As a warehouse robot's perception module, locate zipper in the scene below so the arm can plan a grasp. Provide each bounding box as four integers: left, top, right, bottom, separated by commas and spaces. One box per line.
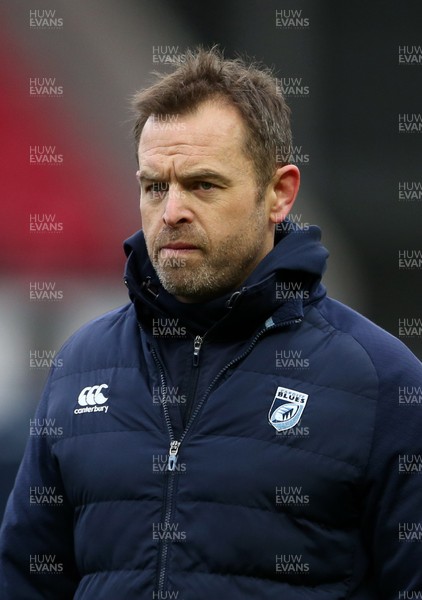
152, 334, 204, 592
192, 335, 203, 367
152, 352, 175, 594
152, 315, 302, 595
168, 440, 180, 471
182, 335, 203, 427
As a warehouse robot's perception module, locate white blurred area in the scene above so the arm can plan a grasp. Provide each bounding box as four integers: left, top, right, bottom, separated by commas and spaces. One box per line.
0, 279, 128, 457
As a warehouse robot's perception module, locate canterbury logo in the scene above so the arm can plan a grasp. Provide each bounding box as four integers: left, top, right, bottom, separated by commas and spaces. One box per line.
74, 384, 109, 415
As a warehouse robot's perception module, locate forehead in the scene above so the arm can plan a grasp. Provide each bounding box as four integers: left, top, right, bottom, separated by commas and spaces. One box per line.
137, 101, 251, 173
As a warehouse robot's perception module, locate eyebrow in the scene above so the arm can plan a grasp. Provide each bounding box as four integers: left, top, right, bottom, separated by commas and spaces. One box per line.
137, 169, 161, 181
137, 168, 231, 186
181, 169, 230, 184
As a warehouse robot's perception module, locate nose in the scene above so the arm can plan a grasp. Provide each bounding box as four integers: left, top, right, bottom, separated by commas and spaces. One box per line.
162, 184, 193, 227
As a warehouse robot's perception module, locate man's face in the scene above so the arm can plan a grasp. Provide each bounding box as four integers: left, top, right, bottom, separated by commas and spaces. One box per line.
137, 101, 277, 303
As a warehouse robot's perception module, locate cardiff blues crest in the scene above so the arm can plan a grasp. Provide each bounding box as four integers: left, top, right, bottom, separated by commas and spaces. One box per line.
269, 386, 308, 432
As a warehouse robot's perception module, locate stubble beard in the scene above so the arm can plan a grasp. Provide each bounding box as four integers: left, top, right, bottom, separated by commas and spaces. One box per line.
148, 203, 270, 303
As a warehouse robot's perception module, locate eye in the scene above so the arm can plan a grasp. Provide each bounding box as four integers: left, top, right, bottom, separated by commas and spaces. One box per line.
194, 181, 215, 191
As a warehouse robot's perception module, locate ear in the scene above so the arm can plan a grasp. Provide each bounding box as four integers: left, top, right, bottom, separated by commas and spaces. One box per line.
268, 165, 300, 224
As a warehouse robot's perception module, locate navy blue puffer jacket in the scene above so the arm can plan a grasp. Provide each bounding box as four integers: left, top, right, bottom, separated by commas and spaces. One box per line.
1, 223, 422, 599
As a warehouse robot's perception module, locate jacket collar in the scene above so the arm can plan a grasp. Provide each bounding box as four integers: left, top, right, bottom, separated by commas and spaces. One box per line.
123, 220, 328, 339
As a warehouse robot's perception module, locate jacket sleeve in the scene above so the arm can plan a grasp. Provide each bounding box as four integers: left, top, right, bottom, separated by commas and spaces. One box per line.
0, 372, 79, 599
361, 342, 422, 597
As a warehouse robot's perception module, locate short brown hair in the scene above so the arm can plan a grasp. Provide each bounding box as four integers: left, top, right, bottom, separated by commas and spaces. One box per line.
132, 47, 293, 188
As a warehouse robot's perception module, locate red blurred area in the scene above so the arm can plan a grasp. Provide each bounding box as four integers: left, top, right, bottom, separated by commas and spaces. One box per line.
0, 20, 132, 276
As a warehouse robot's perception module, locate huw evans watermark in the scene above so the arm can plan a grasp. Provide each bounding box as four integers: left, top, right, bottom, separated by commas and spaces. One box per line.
29, 555, 63, 574
276, 77, 310, 97
29, 77, 63, 97
29, 282, 63, 301
398, 182, 422, 201
276, 554, 310, 574
29, 214, 63, 233
398, 386, 422, 405
398, 45, 422, 65
152, 45, 186, 64
275, 9, 310, 29
29, 9, 63, 29
398, 114, 422, 133
29, 146, 63, 165
29, 486, 64, 506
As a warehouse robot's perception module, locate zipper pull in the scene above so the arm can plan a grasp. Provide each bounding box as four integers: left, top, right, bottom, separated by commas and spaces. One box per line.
192, 335, 203, 367
168, 440, 181, 471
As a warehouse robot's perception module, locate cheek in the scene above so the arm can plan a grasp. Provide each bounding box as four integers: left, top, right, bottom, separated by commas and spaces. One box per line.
139, 205, 152, 236
140, 207, 165, 252
140, 203, 157, 229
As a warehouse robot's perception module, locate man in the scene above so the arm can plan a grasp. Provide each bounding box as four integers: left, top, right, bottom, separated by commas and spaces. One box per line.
1, 48, 421, 599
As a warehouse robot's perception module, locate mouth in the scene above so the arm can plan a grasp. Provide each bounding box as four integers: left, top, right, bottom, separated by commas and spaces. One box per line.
159, 242, 200, 255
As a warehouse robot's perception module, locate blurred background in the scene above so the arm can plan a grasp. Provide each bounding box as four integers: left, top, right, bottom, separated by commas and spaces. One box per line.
1, 0, 421, 517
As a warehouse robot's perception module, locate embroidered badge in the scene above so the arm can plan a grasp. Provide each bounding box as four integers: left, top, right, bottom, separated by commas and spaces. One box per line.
268, 386, 308, 432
